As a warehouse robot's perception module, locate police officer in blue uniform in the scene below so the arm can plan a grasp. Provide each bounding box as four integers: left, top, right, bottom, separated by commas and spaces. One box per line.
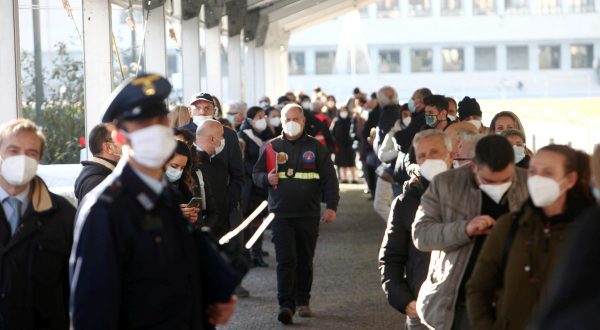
253, 104, 340, 324
69, 74, 237, 329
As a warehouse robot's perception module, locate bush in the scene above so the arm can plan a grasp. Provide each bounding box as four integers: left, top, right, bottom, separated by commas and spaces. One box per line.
21, 42, 85, 164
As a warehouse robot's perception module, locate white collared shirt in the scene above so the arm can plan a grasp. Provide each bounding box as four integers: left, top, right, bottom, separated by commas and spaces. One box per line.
130, 167, 167, 196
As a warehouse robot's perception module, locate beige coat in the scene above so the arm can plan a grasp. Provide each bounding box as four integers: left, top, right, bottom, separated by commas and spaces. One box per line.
411, 165, 529, 330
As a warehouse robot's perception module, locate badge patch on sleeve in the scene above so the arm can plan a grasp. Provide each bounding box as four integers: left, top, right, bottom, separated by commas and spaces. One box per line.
302, 151, 316, 163
277, 152, 288, 165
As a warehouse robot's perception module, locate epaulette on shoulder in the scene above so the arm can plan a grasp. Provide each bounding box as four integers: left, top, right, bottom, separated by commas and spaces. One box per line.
98, 179, 125, 204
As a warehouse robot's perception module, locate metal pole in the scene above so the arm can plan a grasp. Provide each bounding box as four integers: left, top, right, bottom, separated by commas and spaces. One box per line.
32, 0, 44, 126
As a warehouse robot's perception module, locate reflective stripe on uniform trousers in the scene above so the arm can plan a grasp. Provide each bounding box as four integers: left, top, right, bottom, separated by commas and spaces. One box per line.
277, 172, 320, 180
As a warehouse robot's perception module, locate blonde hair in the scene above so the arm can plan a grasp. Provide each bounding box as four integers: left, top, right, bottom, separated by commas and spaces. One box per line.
169, 105, 191, 128
0, 119, 46, 156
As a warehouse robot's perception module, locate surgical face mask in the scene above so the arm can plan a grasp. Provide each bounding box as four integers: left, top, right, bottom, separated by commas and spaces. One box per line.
302, 102, 311, 110
448, 115, 457, 121
165, 166, 183, 183
513, 145, 526, 164
528, 175, 563, 207
259, 101, 269, 109
253, 118, 267, 132
420, 159, 448, 181
340, 112, 349, 119
227, 114, 238, 126
124, 125, 176, 168
402, 116, 412, 127
283, 121, 302, 137
479, 178, 512, 204
1, 155, 38, 186
408, 99, 416, 113
425, 114, 438, 128
468, 119, 482, 130
269, 117, 281, 127
214, 137, 226, 156
193, 115, 213, 126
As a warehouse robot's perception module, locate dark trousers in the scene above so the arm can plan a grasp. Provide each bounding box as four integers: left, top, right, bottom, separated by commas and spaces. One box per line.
271, 216, 320, 310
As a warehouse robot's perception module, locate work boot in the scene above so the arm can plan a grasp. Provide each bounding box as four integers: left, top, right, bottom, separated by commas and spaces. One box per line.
277, 307, 294, 324
297, 305, 313, 318
234, 285, 250, 298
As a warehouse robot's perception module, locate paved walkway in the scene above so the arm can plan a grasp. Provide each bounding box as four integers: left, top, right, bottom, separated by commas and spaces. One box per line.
220, 184, 407, 329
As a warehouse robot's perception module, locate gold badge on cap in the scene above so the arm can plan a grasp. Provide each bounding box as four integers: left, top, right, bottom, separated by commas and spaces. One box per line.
132, 74, 161, 96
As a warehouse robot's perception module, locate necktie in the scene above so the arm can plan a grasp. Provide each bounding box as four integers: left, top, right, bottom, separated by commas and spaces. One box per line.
5, 197, 21, 235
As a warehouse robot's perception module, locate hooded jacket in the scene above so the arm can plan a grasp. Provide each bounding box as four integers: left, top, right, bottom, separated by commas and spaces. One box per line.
0, 177, 75, 329
74, 156, 117, 203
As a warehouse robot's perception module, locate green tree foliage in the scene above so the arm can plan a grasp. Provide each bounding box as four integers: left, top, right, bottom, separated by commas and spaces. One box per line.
21, 42, 85, 164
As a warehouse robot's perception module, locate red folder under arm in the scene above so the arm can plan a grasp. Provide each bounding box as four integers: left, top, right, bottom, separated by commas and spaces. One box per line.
265, 143, 277, 173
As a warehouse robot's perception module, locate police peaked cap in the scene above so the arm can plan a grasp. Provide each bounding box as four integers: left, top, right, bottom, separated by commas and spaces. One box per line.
101, 73, 172, 123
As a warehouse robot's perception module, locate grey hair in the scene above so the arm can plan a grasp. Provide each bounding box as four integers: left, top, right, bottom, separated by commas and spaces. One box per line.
281, 103, 305, 118
377, 86, 399, 107
501, 129, 526, 143
228, 101, 247, 115
412, 129, 452, 153
460, 133, 486, 159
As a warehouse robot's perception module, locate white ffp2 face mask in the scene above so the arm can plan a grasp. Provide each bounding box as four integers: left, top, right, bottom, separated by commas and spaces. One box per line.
479, 179, 512, 204
420, 159, 448, 182
124, 125, 176, 168
253, 118, 267, 132
193, 115, 213, 126
283, 121, 302, 137
468, 119, 482, 130
1, 155, 39, 186
269, 117, 281, 127
528, 175, 562, 207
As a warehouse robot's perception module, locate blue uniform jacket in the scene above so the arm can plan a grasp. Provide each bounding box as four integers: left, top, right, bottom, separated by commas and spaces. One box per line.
69, 161, 207, 330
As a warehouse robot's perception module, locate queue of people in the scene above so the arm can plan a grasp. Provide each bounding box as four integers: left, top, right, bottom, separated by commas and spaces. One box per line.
1, 72, 599, 329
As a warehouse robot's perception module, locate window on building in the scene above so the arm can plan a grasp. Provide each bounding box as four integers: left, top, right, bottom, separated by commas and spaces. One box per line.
408, 0, 432, 16
288, 52, 305, 75
505, 0, 529, 14
411, 49, 433, 72
379, 50, 401, 73
571, 44, 594, 68
316, 51, 336, 74
539, 45, 561, 69
568, 0, 595, 13
442, 0, 463, 16
475, 47, 497, 71
534, 0, 561, 14
376, 0, 401, 18
442, 48, 464, 71
474, 0, 496, 15
507, 46, 529, 70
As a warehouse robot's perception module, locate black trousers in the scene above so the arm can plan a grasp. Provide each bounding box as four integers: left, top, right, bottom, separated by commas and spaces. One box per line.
271, 216, 320, 310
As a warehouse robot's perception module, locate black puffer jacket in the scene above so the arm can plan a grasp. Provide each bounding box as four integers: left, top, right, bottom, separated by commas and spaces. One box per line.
0, 177, 75, 329
379, 177, 430, 314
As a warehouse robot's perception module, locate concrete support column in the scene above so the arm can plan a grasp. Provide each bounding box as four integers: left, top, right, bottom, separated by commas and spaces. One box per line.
205, 26, 223, 98
561, 42, 570, 70
228, 34, 242, 101
464, 0, 474, 16
497, 44, 507, 71
243, 40, 256, 104
254, 45, 266, 99
432, 0, 441, 17
181, 17, 201, 102
497, 0, 506, 16
0, 0, 20, 122
144, 6, 167, 76
401, 47, 410, 74
464, 45, 475, 72
82, 0, 112, 140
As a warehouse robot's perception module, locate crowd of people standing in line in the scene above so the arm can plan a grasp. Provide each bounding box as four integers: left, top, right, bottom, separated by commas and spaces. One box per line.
0, 71, 599, 329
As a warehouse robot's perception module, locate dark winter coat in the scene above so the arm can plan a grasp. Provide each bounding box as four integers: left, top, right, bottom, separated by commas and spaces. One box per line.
0, 177, 75, 330
467, 199, 593, 330
74, 157, 117, 203
379, 178, 430, 314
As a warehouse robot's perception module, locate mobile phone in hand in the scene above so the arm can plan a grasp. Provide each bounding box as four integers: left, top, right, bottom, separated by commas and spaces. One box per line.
186, 197, 202, 208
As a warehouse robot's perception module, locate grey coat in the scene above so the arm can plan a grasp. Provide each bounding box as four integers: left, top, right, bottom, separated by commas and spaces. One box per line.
411, 165, 529, 330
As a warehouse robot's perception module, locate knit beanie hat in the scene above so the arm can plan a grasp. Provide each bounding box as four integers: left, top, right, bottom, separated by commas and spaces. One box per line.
458, 96, 482, 120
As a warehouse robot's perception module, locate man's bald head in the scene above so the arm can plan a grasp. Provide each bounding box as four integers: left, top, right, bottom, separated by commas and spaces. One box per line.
195, 119, 224, 155
281, 104, 304, 119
